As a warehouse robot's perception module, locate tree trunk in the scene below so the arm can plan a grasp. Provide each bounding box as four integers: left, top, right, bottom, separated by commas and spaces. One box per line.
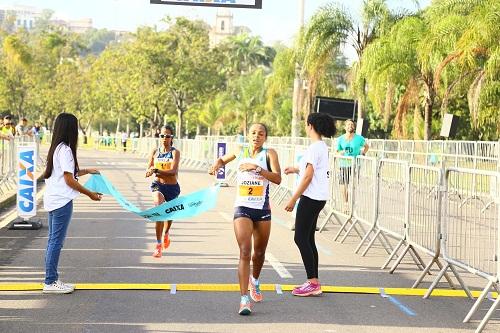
413, 105, 420, 140
423, 83, 435, 140
383, 83, 395, 131
176, 108, 183, 139
357, 79, 366, 121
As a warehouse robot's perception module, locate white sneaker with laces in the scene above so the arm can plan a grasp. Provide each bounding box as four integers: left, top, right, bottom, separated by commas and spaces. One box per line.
43, 280, 74, 294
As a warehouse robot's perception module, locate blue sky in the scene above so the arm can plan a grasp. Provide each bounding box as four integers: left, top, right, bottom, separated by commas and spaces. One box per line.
3, 1, 430, 45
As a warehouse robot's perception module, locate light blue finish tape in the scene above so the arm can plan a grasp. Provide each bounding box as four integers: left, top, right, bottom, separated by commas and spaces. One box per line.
170, 284, 177, 294
84, 174, 220, 222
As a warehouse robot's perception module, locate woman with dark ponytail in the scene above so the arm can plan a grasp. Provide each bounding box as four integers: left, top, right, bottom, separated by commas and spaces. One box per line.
284, 112, 336, 297
42, 113, 102, 294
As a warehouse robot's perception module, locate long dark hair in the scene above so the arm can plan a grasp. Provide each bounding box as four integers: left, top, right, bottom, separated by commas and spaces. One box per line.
43, 113, 79, 179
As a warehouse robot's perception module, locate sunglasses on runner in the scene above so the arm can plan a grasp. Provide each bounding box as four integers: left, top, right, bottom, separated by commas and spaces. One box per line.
160, 134, 173, 139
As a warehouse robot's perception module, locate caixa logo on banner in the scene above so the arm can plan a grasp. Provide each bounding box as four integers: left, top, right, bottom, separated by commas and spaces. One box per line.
17, 145, 37, 219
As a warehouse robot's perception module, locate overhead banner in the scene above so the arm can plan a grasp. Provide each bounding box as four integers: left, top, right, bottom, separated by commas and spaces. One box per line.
17, 144, 37, 219
150, 0, 262, 9
84, 174, 220, 222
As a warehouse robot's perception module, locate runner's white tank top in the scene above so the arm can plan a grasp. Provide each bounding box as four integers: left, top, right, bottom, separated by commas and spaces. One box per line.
234, 147, 270, 210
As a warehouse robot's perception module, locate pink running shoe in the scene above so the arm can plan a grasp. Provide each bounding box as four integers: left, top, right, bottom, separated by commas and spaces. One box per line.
152, 243, 162, 258
292, 281, 322, 297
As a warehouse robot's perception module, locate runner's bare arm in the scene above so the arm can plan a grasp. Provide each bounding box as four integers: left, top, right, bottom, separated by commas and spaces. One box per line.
145, 149, 157, 177
259, 148, 281, 185
209, 151, 237, 175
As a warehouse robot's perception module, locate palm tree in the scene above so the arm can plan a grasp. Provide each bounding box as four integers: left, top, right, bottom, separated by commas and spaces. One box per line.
298, 0, 408, 121
222, 33, 275, 76
431, 0, 500, 138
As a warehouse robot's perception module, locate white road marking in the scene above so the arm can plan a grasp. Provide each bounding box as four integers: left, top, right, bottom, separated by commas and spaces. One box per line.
266, 252, 293, 279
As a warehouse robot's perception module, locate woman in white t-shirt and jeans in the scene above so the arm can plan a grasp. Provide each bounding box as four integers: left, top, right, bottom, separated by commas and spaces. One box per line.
42, 113, 102, 294
284, 113, 336, 297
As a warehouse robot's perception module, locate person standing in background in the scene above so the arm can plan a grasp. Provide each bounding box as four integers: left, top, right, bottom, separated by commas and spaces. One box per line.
336, 119, 369, 211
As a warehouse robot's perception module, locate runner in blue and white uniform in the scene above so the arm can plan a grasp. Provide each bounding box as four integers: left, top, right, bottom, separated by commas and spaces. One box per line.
146, 125, 180, 258
209, 123, 281, 316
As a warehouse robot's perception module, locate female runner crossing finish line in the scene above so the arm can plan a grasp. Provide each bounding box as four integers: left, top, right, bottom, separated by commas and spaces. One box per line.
145, 125, 181, 258
209, 123, 282, 315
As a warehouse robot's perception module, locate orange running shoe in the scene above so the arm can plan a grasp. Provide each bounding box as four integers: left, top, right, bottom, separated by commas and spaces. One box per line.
163, 233, 170, 249
152, 243, 162, 258
249, 277, 263, 302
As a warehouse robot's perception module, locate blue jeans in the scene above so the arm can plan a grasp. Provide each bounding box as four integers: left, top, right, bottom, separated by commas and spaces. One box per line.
44, 201, 73, 285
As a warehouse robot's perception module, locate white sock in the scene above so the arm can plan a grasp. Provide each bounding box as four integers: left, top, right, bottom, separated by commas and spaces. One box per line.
251, 276, 259, 285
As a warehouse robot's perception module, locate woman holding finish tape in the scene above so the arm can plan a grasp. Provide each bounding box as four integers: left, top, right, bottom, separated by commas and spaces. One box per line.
209, 123, 281, 315
284, 113, 336, 297
42, 113, 102, 294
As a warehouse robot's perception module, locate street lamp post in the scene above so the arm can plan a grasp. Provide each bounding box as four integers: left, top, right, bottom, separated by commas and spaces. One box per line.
291, 0, 305, 138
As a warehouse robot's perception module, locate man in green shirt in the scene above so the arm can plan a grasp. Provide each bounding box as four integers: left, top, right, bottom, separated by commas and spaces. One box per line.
336, 119, 369, 212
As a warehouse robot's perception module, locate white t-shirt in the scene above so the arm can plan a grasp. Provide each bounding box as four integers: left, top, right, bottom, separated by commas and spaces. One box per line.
299, 140, 330, 201
43, 143, 79, 212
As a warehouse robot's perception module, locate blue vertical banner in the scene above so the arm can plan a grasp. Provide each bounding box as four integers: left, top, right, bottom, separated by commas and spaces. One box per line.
216, 142, 227, 182
17, 144, 37, 219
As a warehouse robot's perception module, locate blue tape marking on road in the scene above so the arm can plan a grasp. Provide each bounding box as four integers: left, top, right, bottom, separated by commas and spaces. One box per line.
380, 288, 417, 317
487, 292, 495, 302
84, 174, 220, 222
170, 284, 177, 294
275, 284, 283, 294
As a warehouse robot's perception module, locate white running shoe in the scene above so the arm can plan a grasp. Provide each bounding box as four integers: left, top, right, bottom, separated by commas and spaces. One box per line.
43, 280, 74, 294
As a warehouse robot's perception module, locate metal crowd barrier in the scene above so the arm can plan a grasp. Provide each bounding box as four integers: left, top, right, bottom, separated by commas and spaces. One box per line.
429, 168, 499, 333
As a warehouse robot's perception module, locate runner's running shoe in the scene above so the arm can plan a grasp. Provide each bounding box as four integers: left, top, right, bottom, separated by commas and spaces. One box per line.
292, 281, 322, 297
163, 233, 170, 249
153, 243, 162, 258
249, 277, 263, 302
238, 295, 252, 315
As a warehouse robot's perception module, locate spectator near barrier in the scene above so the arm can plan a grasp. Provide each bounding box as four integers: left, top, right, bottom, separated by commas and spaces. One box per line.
31, 121, 45, 142
336, 119, 369, 212
121, 131, 128, 152
15, 117, 32, 137
1, 115, 16, 137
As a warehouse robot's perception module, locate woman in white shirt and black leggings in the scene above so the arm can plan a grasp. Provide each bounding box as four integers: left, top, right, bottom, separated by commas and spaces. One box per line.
284, 113, 336, 297
42, 113, 102, 294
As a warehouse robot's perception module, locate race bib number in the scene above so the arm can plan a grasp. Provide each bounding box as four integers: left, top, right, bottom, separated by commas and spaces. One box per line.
155, 158, 172, 171
238, 179, 264, 201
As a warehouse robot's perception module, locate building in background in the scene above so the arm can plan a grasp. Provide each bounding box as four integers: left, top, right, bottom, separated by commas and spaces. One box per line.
209, 9, 250, 47
0, 4, 92, 33
0, 5, 42, 31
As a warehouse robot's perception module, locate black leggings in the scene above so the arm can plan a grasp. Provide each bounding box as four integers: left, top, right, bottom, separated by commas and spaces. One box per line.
294, 195, 326, 279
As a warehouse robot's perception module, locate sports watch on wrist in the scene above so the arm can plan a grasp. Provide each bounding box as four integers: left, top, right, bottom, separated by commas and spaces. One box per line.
255, 166, 262, 174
